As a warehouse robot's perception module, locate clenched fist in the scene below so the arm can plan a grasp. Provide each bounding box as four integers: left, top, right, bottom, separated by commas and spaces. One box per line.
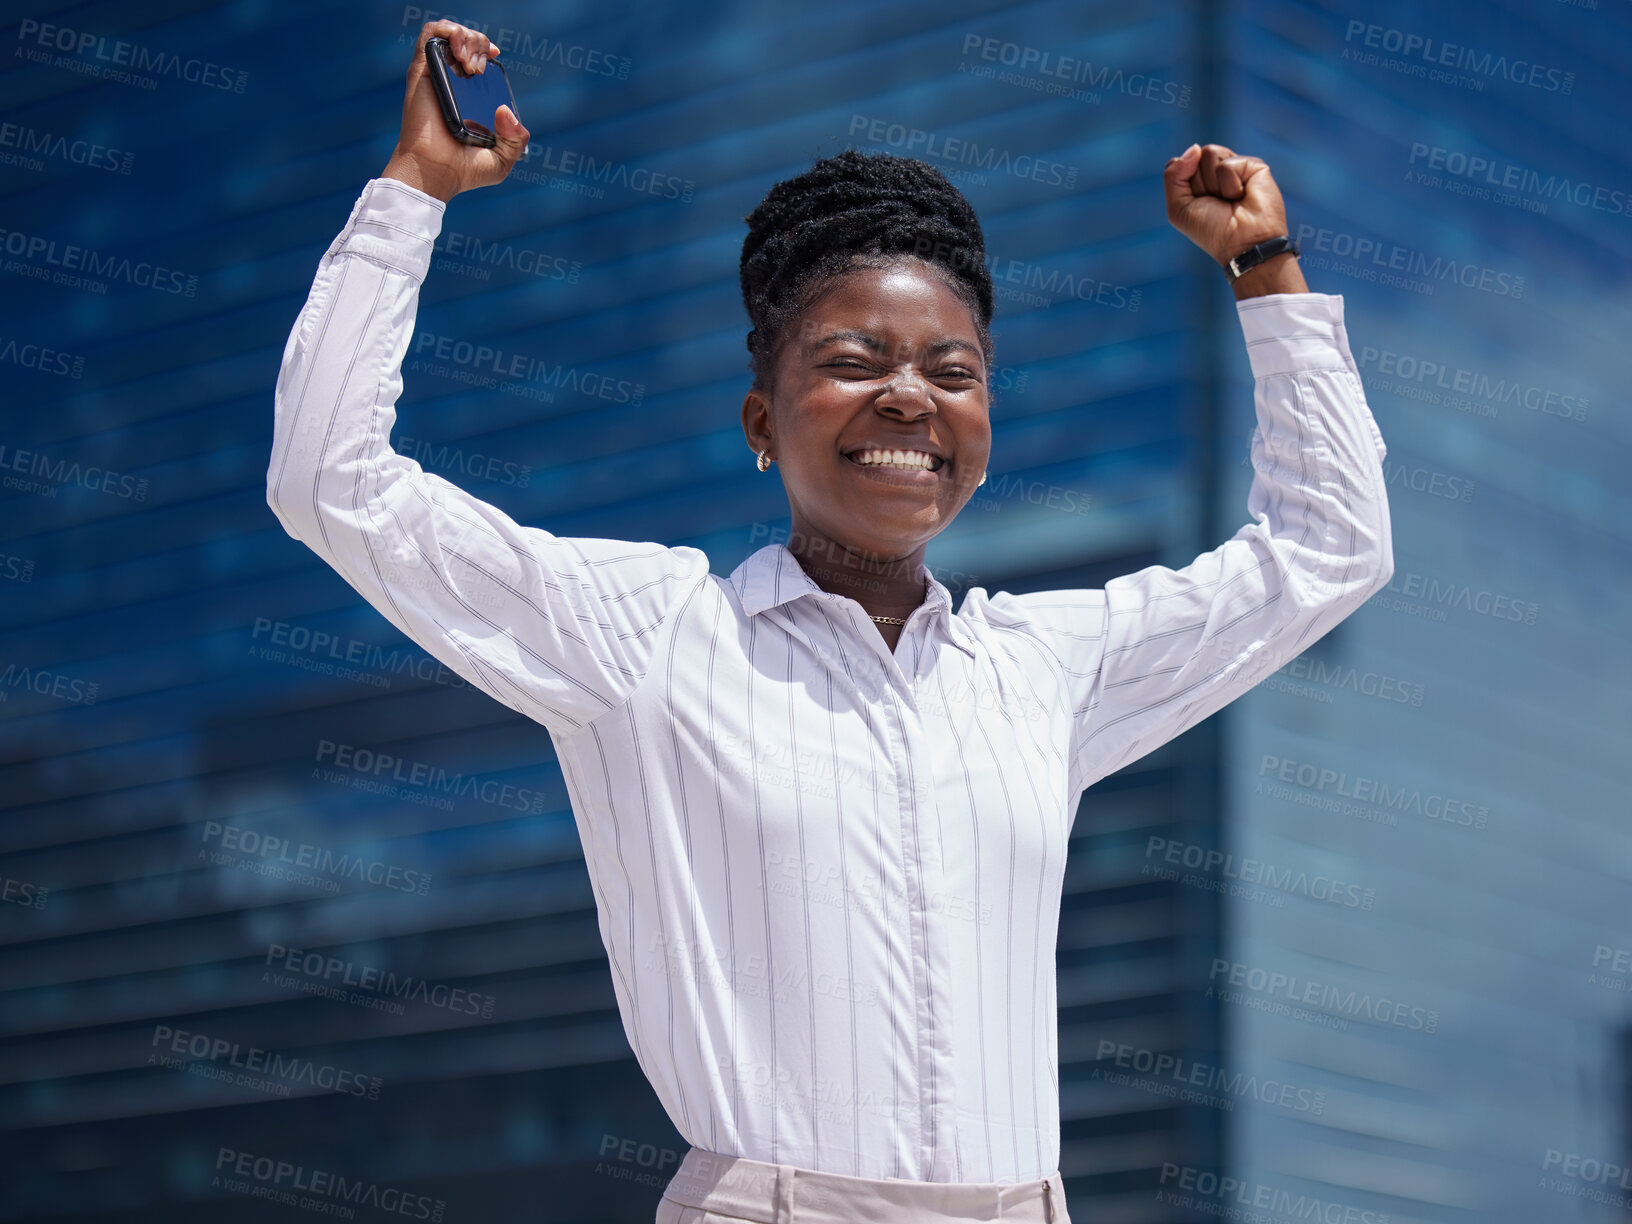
1163, 143, 1306, 296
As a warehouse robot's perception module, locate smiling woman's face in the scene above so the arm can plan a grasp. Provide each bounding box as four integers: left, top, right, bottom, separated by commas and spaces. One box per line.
741, 258, 992, 567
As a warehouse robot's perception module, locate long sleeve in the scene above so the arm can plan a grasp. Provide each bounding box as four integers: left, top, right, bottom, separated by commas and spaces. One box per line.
964, 292, 1394, 799
267, 177, 710, 734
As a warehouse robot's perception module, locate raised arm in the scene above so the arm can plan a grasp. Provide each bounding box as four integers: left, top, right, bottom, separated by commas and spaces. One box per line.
964, 145, 1393, 798
267, 21, 709, 734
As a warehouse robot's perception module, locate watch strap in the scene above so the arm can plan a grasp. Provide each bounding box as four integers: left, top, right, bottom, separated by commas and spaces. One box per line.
1226, 234, 1301, 282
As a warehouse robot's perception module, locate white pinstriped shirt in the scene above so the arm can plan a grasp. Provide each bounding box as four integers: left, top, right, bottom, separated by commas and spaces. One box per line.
268, 177, 1393, 1185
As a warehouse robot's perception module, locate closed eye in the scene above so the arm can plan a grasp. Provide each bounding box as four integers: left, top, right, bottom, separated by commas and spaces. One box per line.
827, 361, 979, 381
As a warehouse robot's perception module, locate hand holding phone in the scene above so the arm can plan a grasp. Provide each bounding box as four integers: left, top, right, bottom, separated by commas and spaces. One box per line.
381, 20, 531, 203
425, 36, 519, 148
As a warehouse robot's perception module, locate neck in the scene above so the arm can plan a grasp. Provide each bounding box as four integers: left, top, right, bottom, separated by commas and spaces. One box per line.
782, 523, 929, 620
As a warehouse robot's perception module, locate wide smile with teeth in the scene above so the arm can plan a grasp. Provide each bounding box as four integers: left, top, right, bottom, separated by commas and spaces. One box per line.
848, 448, 944, 472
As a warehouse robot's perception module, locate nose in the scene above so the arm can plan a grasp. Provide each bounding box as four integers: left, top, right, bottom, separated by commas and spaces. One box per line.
875, 371, 934, 420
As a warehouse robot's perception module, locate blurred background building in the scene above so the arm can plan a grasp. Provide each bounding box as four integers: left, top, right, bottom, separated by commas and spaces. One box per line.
1, 1, 1628, 1221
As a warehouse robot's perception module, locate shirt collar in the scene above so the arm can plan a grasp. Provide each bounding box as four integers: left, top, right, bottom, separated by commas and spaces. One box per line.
730, 543, 978, 661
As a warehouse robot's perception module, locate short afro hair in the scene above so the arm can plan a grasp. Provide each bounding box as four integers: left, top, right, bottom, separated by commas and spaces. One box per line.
739, 148, 995, 393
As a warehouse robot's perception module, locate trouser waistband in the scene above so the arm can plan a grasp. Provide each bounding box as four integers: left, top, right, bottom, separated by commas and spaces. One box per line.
661, 1146, 1066, 1223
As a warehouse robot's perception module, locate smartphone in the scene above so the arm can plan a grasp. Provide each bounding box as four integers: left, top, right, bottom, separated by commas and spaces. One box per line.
425, 36, 518, 148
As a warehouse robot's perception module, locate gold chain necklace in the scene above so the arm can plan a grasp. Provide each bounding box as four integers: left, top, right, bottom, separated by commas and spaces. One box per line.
868, 614, 908, 626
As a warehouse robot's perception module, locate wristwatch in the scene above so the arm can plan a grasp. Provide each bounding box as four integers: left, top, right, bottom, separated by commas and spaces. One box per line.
1225, 234, 1301, 283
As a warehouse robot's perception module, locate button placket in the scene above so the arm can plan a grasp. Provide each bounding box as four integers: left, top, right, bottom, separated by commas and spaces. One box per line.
889, 688, 960, 1180
810, 593, 952, 1177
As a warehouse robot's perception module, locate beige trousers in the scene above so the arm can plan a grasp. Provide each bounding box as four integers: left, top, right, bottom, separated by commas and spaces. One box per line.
655, 1146, 1072, 1224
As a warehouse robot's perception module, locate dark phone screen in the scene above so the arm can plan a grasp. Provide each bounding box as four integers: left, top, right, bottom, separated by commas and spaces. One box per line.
437, 45, 516, 140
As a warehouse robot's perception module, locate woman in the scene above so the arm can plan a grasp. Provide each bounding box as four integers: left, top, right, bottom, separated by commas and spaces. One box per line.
269, 20, 1393, 1224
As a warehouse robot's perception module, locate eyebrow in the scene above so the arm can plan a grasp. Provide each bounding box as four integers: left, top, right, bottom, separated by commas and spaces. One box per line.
810, 329, 983, 360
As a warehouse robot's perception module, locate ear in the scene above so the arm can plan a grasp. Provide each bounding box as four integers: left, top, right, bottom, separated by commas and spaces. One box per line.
741, 387, 774, 459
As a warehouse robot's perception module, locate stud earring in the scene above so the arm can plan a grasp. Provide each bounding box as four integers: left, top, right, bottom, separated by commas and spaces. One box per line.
756, 450, 772, 472
978, 471, 987, 487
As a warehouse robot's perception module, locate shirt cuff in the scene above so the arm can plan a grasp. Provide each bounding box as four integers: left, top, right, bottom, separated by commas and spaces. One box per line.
1234, 292, 1359, 381
324, 176, 448, 283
